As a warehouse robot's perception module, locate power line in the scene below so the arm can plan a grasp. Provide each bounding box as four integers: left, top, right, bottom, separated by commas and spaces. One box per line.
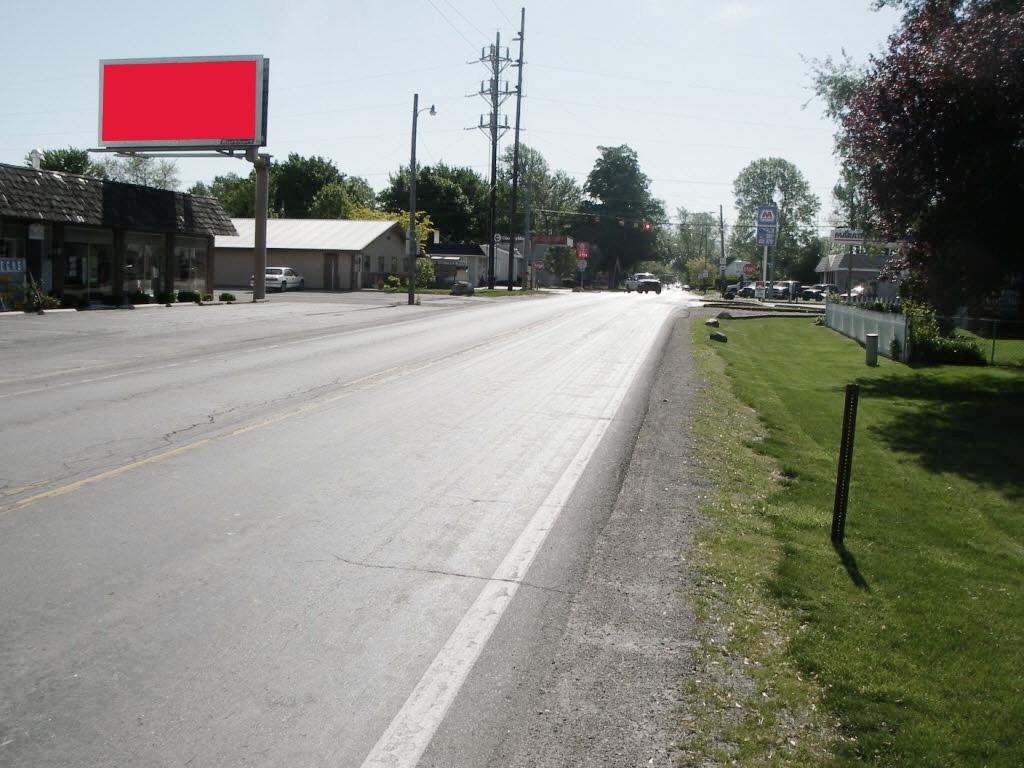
424, 0, 476, 47
440, 0, 487, 37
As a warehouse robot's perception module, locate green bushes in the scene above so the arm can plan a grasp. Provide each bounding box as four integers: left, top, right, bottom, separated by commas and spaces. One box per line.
219, 292, 236, 303
905, 301, 986, 365
176, 290, 201, 304
155, 291, 176, 304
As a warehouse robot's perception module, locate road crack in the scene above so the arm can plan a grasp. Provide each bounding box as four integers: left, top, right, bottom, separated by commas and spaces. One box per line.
327, 552, 568, 595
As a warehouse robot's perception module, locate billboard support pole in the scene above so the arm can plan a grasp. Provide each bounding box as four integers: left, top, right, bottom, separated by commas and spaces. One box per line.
249, 148, 270, 301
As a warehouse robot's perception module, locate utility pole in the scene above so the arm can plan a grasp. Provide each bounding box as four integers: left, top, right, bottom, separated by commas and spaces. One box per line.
469, 33, 511, 290
719, 204, 726, 291
505, 8, 526, 291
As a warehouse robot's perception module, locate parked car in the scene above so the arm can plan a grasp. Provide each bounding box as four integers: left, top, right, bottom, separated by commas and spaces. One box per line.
770, 280, 802, 300
801, 283, 840, 301
251, 267, 305, 292
735, 284, 757, 298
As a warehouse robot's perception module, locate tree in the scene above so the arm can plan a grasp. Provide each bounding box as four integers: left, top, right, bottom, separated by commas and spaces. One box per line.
378, 163, 488, 243
730, 157, 820, 280
271, 153, 344, 218
190, 155, 374, 220
27, 147, 102, 176
495, 144, 582, 239
840, 1, 1024, 310
676, 208, 720, 285
309, 182, 355, 219
544, 245, 577, 282
95, 156, 180, 190
576, 145, 665, 286
189, 173, 257, 217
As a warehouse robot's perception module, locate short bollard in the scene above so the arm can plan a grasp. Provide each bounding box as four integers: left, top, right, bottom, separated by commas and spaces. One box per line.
865, 333, 879, 366
832, 384, 860, 544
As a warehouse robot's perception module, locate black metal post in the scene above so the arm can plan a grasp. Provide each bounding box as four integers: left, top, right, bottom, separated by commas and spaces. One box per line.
832, 383, 860, 544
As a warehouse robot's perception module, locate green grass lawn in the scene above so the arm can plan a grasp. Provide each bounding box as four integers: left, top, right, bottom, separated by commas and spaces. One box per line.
687, 317, 1024, 766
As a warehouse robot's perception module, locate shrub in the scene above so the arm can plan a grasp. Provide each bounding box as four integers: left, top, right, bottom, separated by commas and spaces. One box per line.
219, 292, 236, 303
383, 274, 404, 291
130, 292, 151, 305
905, 301, 986, 365
156, 291, 176, 304
176, 290, 200, 303
201, 293, 214, 303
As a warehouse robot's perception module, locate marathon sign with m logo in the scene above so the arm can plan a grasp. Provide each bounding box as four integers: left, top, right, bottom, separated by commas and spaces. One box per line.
756, 204, 778, 246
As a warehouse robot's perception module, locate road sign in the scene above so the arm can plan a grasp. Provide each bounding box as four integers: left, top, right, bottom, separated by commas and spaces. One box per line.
577, 259, 588, 271
529, 260, 545, 269
832, 228, 865, 245
575, 241, 590, 259
742, 262, 755, 277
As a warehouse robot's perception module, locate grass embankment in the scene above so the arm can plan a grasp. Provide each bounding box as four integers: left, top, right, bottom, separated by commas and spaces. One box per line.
684, 317, 1024, 767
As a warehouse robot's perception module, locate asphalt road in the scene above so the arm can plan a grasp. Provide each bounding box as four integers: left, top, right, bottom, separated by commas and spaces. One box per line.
0, 288, 697, 767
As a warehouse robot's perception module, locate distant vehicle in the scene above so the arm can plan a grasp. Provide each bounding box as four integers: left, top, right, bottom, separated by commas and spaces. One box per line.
801, 283, 838, 301
770, 280, 802, 300
735, 284, 757, 298
251, 267, 305, 292
625, 272, 662, 294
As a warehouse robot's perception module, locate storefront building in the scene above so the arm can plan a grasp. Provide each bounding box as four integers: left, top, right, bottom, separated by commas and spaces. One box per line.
0, 162, 235, 309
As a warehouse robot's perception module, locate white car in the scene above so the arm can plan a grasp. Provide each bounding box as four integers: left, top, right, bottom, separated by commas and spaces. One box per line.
251, 267, 304, 292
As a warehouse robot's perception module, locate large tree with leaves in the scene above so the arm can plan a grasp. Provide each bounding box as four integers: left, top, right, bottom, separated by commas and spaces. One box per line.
495, 144, 582, 240
575, 145, 664, 286
378, 163, 488, 243
838, 0, 1024, 311
730, 157, 820, 280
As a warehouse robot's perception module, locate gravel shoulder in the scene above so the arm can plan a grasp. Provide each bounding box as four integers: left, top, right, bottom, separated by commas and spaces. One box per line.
419, 309, 710, 767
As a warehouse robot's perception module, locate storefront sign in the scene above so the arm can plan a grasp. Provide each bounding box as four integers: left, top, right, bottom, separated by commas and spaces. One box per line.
0, 258, 25, 273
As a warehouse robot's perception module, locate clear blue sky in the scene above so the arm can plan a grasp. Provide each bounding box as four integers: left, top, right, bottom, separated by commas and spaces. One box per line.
0, 0, 900, 231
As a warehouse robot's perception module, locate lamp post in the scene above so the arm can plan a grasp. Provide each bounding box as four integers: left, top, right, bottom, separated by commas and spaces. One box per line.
407, 94, 436, 306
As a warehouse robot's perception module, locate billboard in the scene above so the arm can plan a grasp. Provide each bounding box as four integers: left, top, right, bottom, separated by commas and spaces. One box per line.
98, 55, 268, 150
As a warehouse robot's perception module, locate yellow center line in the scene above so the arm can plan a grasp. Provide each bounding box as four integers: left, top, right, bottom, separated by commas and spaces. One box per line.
2, 306, 588, 516
0, 358, 439, 515
5, 441, 210, 513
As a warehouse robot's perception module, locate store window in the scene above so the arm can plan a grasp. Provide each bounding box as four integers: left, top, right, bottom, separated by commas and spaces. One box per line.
64, 227, 113, 298
174, 236, 208, 294
124, 232, 164, 297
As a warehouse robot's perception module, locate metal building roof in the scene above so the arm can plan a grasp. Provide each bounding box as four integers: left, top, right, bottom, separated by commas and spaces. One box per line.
216, 218, 405, 251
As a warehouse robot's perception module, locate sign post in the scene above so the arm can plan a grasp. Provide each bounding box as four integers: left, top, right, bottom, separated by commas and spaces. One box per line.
575, 241, 589, 289
756, 205, 778, 285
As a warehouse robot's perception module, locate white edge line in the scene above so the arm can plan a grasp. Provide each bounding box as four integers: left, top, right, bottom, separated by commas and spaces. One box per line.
358, 313, 663, 768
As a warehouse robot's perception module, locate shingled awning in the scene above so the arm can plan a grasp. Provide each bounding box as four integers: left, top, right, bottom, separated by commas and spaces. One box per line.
0, 162, 236, 237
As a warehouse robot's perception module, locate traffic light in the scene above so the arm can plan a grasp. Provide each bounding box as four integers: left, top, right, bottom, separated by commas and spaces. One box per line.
642, 221, 652, 232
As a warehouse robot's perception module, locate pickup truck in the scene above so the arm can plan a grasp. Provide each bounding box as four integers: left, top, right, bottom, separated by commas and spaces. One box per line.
625, 272, 662, 294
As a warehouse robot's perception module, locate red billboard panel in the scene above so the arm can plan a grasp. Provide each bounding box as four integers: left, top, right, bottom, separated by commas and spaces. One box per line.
98, 56, 268, 150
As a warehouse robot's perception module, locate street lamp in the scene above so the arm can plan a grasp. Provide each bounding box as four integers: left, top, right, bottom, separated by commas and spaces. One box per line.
407, 94, 436, 306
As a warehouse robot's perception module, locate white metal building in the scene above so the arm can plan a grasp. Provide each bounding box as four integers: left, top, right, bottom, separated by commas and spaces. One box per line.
214, 218, 406, 291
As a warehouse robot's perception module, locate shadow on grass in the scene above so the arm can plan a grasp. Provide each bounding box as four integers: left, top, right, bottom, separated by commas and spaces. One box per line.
833, 542, 871, 591
857, 371, 1024, 500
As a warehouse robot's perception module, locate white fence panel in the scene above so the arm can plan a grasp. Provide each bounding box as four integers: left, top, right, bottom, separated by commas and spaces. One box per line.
825, 303, 908, 361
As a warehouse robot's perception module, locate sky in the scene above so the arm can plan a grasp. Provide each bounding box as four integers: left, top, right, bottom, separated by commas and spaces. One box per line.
0, 0, 902, 232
